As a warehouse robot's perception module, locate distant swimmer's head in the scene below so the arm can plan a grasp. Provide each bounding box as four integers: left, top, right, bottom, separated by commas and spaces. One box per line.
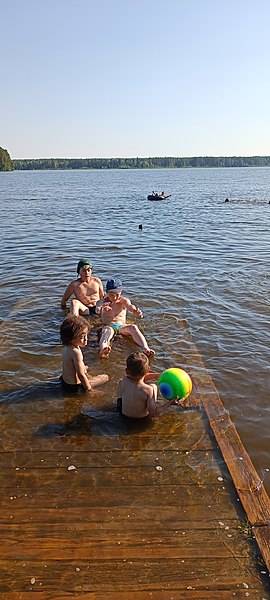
106, 278, 123, 294
77, 259, 93, 274
225, 198, 230, 203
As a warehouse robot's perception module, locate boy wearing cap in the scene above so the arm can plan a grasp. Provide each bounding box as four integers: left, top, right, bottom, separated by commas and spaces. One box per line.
96, 278, 155, 358
61, 259, 104, 316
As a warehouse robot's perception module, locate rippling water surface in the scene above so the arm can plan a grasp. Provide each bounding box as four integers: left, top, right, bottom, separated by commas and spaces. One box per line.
0, 167, 270, 489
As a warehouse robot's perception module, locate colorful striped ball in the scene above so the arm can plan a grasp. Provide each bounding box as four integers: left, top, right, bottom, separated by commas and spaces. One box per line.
158, 368, 192, 401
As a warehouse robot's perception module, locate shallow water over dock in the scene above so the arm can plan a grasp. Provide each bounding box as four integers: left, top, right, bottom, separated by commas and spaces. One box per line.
0, 166, 270, 491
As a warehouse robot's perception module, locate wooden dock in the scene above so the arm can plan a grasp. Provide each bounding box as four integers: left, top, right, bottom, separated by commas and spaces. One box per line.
0, 330, 270, 598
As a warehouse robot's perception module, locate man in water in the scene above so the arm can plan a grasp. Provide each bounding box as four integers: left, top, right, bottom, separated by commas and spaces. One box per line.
61, 259, 104, 316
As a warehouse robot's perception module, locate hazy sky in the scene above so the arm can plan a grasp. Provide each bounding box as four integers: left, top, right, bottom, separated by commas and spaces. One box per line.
1, 0, 270, 159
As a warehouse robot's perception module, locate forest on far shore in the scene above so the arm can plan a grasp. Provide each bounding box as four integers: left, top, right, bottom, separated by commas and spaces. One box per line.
12, 155, 270, 170
2, 150, 270, 171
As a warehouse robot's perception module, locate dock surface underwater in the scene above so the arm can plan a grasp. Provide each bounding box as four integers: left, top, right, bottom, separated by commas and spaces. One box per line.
0, 331, 270, 598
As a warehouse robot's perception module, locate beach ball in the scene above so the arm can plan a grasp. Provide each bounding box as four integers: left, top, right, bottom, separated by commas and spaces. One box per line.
158, 368, 192, 401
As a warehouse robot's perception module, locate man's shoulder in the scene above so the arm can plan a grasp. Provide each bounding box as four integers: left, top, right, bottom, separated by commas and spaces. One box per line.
70, 278, 81, 287
65, 278, 78, 289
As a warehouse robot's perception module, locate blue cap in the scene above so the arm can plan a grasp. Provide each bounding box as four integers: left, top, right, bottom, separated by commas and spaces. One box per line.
106, 278, 122, 293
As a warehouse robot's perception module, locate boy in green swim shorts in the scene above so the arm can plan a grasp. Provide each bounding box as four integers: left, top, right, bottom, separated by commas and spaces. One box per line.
96, 278, 155, 358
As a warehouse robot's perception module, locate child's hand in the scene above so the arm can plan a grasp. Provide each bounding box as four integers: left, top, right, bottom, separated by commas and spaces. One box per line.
102, 302, 112, 312
134, 307, 143, 318
172, 399, 185, 407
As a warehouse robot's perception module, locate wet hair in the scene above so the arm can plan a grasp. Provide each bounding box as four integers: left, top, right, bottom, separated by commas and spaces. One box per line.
126, 352, 149, 379
60, 315, 90, 346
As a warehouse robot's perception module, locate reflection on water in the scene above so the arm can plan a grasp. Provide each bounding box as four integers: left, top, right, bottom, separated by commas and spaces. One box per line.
0, 167, 270, 490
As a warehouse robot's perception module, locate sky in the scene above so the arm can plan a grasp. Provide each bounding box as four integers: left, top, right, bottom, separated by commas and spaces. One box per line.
1, 0, 270, 159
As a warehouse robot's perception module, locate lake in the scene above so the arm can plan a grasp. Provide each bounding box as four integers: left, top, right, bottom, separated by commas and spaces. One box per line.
0, 167, 270, 490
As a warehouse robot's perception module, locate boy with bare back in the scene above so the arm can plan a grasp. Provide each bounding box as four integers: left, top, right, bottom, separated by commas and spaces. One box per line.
96, 278, 155, 358
117, 352, 176, 418
61, 259, 103, 316
60, 315, 108, 392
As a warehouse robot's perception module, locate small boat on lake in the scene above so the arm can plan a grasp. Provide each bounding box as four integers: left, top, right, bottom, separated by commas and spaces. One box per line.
147, 193, 171, 201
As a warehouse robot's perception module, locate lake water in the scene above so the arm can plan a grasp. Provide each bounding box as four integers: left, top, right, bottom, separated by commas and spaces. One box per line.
0, 167, 270, 490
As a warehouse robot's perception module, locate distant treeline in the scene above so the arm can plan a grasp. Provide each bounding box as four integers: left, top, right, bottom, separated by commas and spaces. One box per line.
13, 156, 270, 171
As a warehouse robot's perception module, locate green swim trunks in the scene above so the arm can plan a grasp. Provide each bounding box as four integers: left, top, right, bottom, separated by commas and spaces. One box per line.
110, 323, 123, 333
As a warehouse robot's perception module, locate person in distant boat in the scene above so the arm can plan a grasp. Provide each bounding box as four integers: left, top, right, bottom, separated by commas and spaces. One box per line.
60, 315, 108, 393
61, 259, 104, 316
96, 278, 155, 358
161, 191, 166, 198
116, 352, 176, 418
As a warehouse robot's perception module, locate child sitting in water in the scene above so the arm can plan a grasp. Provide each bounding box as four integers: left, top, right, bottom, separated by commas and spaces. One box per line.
60, 315, 109, 392
96, 278, 155, 358
117, 352, 176, 418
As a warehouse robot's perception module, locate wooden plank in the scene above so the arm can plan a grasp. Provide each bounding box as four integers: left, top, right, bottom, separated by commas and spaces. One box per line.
0, 590, 267, 600
0, 506, 242, 525
0, 448, 217, 468
203, 394, 270, 520
0, 522, 256, 561
190, 377, 270, 571
0, 483, 241, 514
0, 558, 266, 592
253, 526, 270, 570
0, 456, 227, 490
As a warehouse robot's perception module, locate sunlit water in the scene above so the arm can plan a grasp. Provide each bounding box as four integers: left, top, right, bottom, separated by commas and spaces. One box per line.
0, 168, 270, 489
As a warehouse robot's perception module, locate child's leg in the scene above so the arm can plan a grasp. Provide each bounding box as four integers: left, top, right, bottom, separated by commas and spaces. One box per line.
70, 299, 89, 317
99, 325, 114, 357
89, 373, 109, 387
119, 324, 155, 355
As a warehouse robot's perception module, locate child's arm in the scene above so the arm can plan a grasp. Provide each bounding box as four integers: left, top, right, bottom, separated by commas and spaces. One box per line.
95, 297, 103, 314
73, 348, 92, 392
125, 298, 143, 318
95, 296, 112, 315
144, 372, 161, 382
146, 384, 176, 416
61, 282, 75, 309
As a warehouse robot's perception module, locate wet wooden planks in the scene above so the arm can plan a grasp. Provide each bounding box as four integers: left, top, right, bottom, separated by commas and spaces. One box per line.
0, 593, 268, 600
0, 324, 270, 598
0, 405, 270, 598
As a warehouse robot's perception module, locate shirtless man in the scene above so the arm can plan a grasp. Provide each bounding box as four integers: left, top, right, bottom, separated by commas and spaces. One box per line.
61, 259, 104, 316
96, 278, 155, 358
